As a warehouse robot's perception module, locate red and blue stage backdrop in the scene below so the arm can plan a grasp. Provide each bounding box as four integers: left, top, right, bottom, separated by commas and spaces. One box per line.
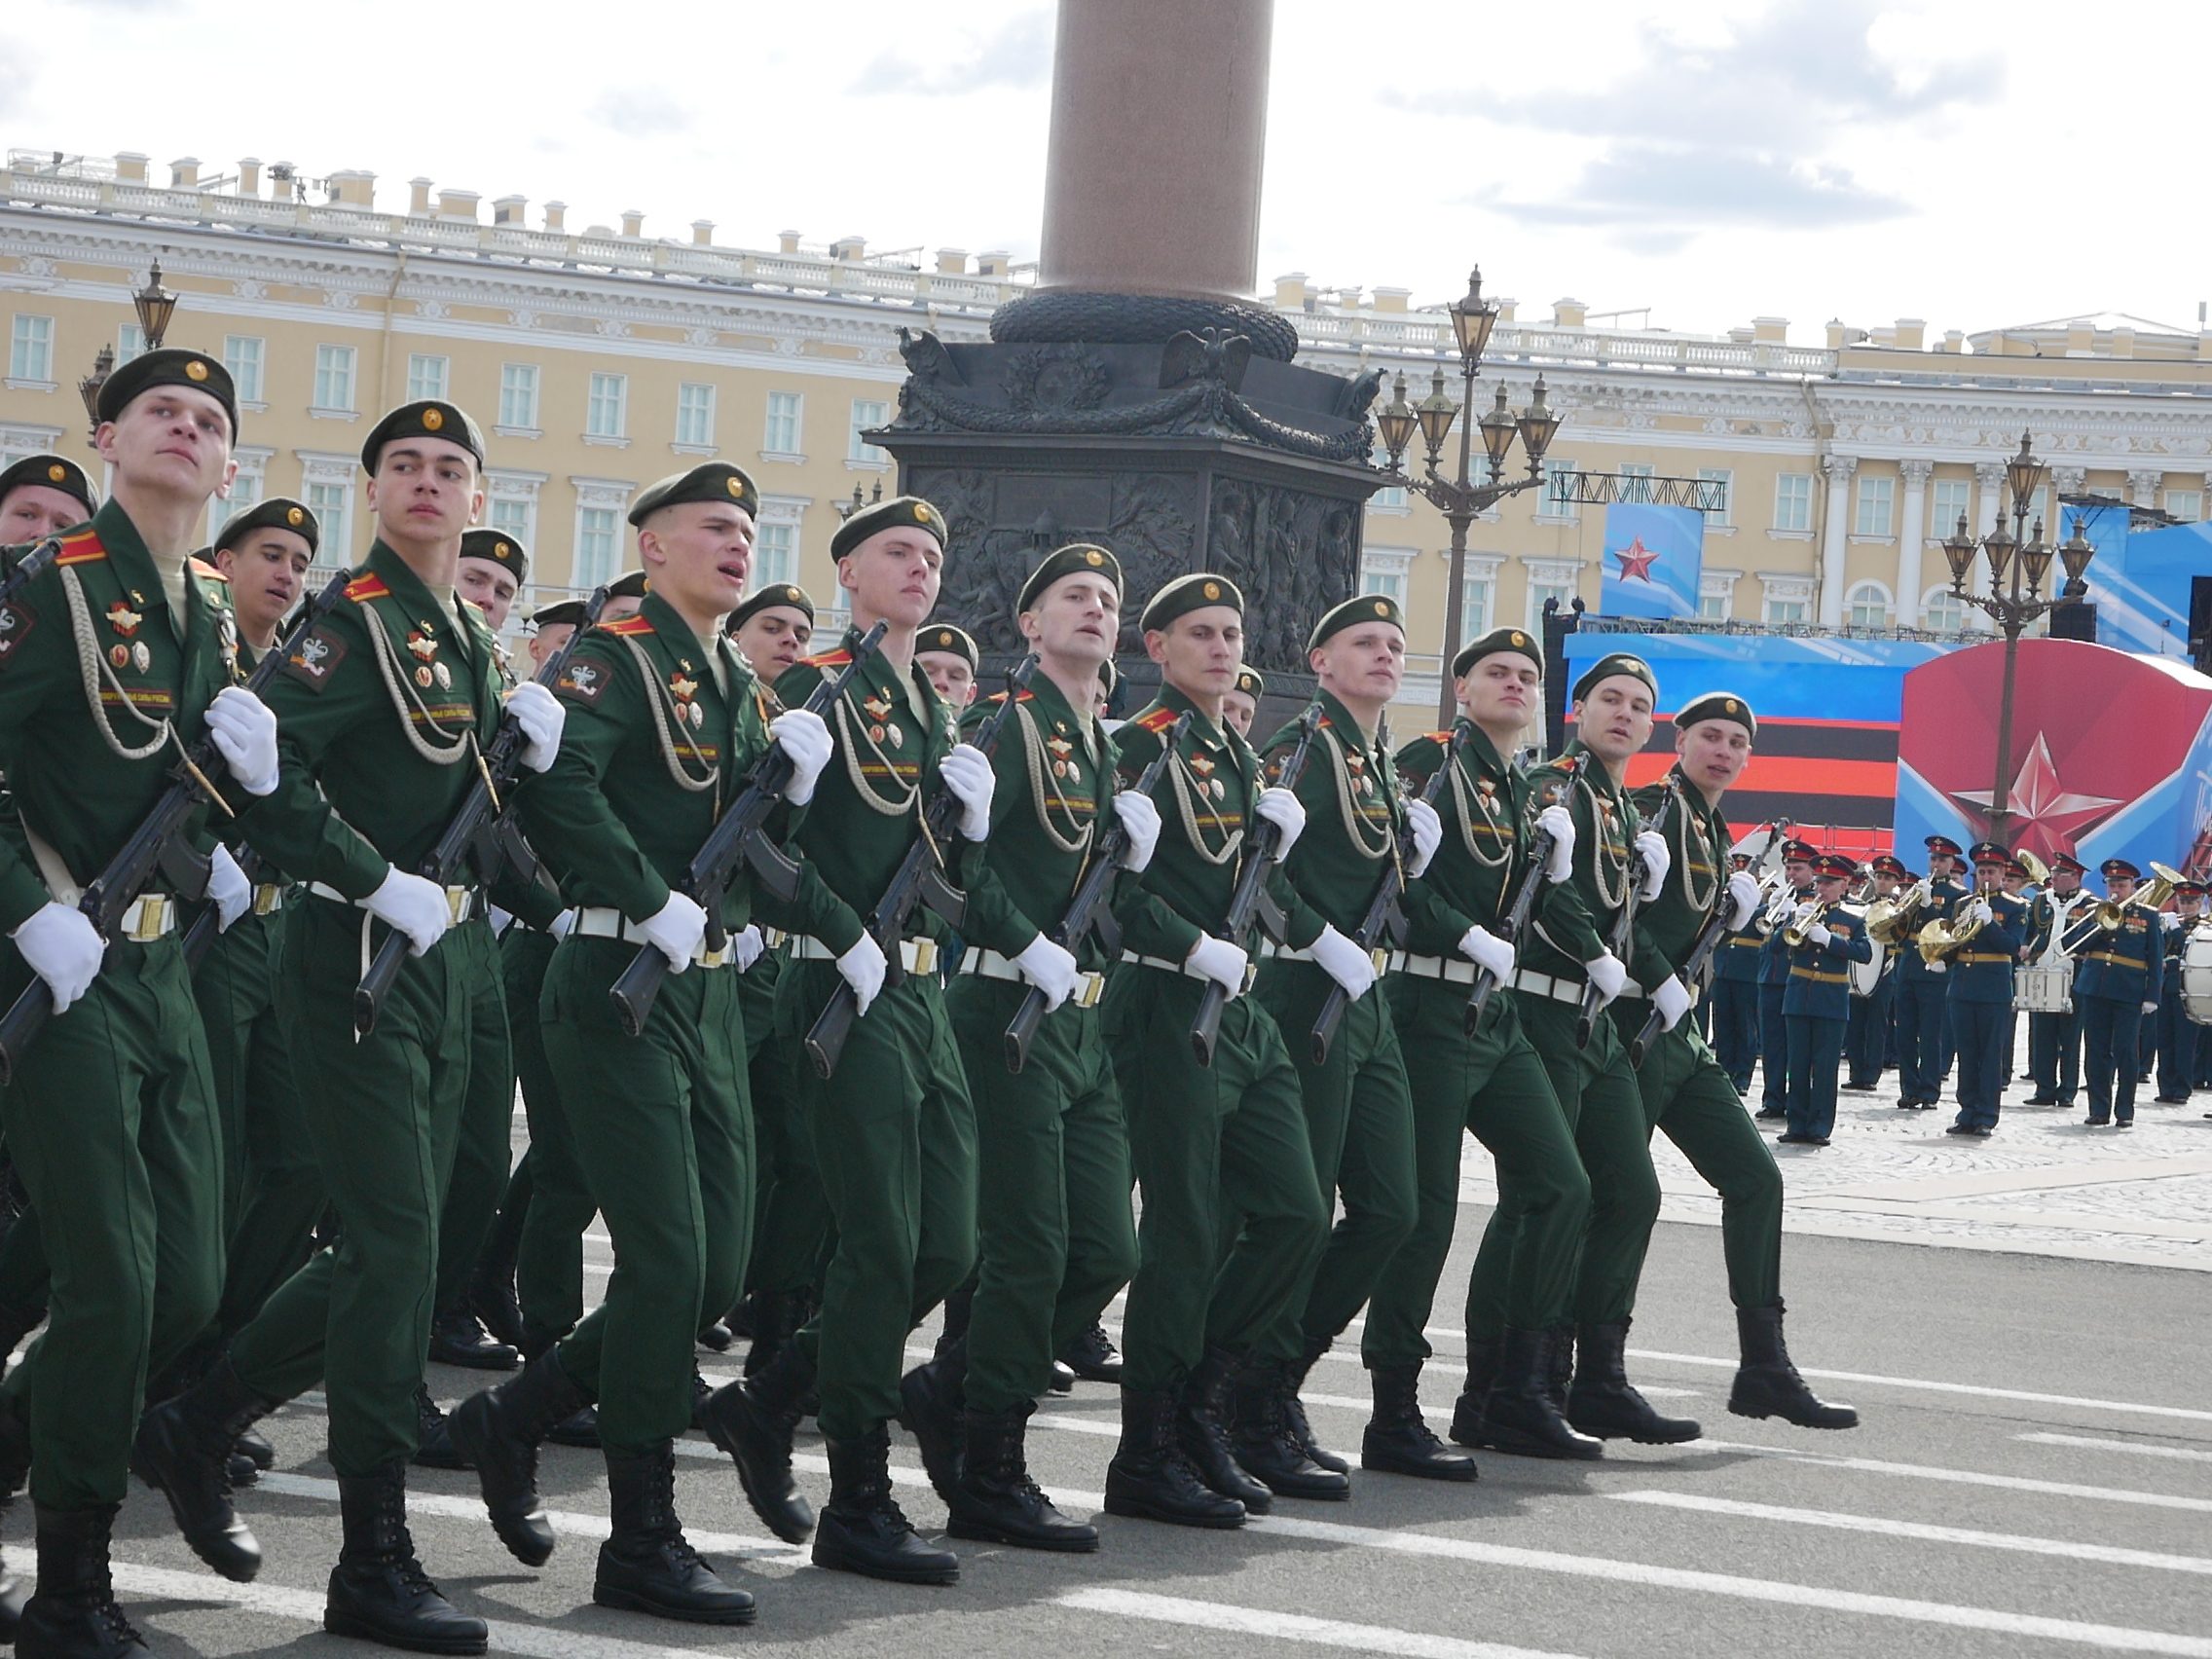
1600, 503, 1703, 620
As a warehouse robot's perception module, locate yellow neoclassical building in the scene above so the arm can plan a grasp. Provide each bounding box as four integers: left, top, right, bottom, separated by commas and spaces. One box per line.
7, 147, 2211, 705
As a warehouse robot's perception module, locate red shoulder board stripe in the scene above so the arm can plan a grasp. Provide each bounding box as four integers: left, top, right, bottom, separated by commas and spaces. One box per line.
344, 573, 389, 604
1424, 730, 1453, 744
55, 530, 106, 567
984, 688, 1036, 705
799, 648, 851, 669
1133, 706, 1179, 734
597, 614, 655, 636
188, 556, 228, 581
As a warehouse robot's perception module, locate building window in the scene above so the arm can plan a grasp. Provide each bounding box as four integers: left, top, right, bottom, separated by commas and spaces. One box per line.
675, 382, 716, 449
847, 399, 890, 465
1698, 571, 1740, 621
1619, 462, 1655, 504
2166, 488, 2203, 523
1370, 479, 1408, 512
224, 336, 266, 403
574, 505, 621, 587
305, 481, 350, 562
586, 373, 628, 439
1459, 567, 1497, 644
1360, 547, 1414, 609
8, 315, 54, 383
1527, 564, 1577, 628
1698, 591, 1728, 621
1854, 474, 1895, 537
405, 353, 449, 402
1536, 458, 1578, 522
763, 391, 803, 457
488, 495, 534, 546
1697, 467, 1734, 525
1931, 478, 1972, 541
313, 345, 356, 412
754, 521, 798, 589
498, 363, 540, 430
209, 470, 261, 537
1845, 580, 1892, 628
1764, 595, 1808, 625
118, 324, 146, 366
1774, 472, 1813, 533
1922, 586, 1967, 633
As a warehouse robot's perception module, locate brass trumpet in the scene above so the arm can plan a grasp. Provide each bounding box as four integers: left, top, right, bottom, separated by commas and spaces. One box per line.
1916, 868, 1998, 965
1782, 899, 1833, 948
2057, 861, 2183, 953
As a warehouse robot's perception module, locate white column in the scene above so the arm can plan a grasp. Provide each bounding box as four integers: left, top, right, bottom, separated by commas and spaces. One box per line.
1896, 458, 1932, 625
1817, 453, 1857, 630
1970, 460, 2007, 628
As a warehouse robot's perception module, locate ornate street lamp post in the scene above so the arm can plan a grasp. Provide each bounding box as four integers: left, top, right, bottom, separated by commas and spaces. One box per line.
1373, 268, 1565, 723
77, 259, 182, 444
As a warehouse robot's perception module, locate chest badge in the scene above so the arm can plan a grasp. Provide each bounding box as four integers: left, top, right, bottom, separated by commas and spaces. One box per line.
106, 602, 143, 639
669, 672, 706, 729
407, 628, 441, 688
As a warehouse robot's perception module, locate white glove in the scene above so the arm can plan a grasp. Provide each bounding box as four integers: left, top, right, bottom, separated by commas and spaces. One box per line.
504, 681, 567, 774
1014, 933, 1081, 1012
1457, 923, 1517, 983
1308, 924, 1378, 1001
836, 934, 888, 1017
1112, 790, 1161, 873
1254, 786, 1306, 860
362, 866, 452, 958
206, 844, 251, 933
487, 903, 515, 936
2144, 1000, 2160, 1015
205, 685, 280, 796
1725, 871, 1761, 931
1967, 899, 1994, 926
1405, 798, 1443, 880
1536, 805, 1574, 883
548, 908, 576, 941
1582, 950, 1628, 1005
730, 924, 766, 973
770, 709, 832, 806
1652, 974, 1694, 1032
1790, 900, 1820, 929
1185, 934, 1249, 999
10, 902, 105, 1013
636, 891, 707, 973
1806, 923, 1833, 947
939, 743, 997, 842
1634, 830, 1671, 902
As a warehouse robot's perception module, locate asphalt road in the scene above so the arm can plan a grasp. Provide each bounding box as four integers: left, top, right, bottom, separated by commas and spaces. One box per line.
80, 1207, 2212, 1659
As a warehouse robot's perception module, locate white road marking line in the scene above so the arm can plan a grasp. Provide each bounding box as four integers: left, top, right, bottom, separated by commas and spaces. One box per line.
1610, 1491, 2212, 1576
1691, 1438, 2212, 1514
1057, 1588, 1591, 1659
1628, 1349, 2212, 1425
2018, 1432, 2212, 1464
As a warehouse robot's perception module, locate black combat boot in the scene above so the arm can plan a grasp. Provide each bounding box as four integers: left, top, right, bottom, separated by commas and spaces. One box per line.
698, 1342, 816, 1543
1728, 1303, 1859, 1429
234, 1425, 276, 1472
1057, 1320, 1123, 1384
447, 1347, 589, 1567
545, 1405, 602, 1449
594, 1440, 756, 1624
1278, 1337, 1347, 1474
1566, 1320, 1703, 1445
1230, 1360, 1349, 1500
1103, 1387, 1243, 1529
1175, 1348, 1272, 1513
1446, 1335, 1501, 1448
1360, 1364, 1477, 1481
129, 1356, 269, 1581
468, 1250, 527, 1357
947, 1401, 1097, 1551
17, 1504, 144, 1657
1545, 1326, 1574, 1412
325, 1459, 487, 1655
412, 1383, 470, 1472
812, 1426, 959, 1585
1479, 1327, 1604, 1459
426, 1305, 519, 1372
896, 1346, 966, 1503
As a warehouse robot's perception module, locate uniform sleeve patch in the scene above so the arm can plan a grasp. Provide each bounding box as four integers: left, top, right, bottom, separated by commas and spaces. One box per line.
553, 655, 611, 705
0, 597, 37, 668
279, 624, 349, 690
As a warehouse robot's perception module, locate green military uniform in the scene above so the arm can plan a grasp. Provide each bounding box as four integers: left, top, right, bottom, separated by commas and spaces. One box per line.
501, 918, 596, 1353
736, 936, 827, 1304
0, 498, 231, 1509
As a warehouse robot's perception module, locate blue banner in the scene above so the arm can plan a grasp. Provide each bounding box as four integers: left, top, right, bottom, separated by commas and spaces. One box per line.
2086, 516, 2209, 659
1599, 502, 1703, 620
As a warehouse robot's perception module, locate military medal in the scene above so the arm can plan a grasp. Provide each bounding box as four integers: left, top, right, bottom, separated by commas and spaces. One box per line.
107, 601, 142, 638
869, 724, 886, 744
433, 662, 452, 689
1066, 760, 1081, 784
887, 722, 903, 748
1211, 777, 1227, 800
415, 666, 435, 687
406, 627, 440, 694
132, 642, 151, 673
110, 645, 130, 669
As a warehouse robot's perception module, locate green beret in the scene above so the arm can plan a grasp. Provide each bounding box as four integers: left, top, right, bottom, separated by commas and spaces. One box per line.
531, 599, 587, 630
628, 461, 759, 528
916, 623, 977, 671
1141, 571, 1244, 633
1453, 624, 1543, 680
1675, 689, 1755, 739
214, 497, 319, 557
360, 399, 485, 473
1569, 650, 1658, 704
608, 570, 650, 600
1233, 667, 1265, 699
830, 495, 946, 560
1307, 592, 1406, 654
728, 582, 815, 633
97, 347, 239, 441
1018, 542, 1124, 613
459, 527, 527, 585
0, 454, 96, 519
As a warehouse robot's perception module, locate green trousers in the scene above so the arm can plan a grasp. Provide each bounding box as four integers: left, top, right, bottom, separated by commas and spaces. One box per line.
781, 960, 976, 1442
1504, 992, 1661, 1327
0, 940, 223, 1509
1104, 969, 1328, 1395
1249, 960, 1416, 1365
228, 897, 476, 1478
946, 977, 1137, 1415
545, 940, 752, 1455
1368, 978, 1591, 1364
502, 927, 597, 1347
1614, 1005, 1783, 1309
740, 961, 830, 1300
0, 1205, 46, 1319
432, 916, 513, 1314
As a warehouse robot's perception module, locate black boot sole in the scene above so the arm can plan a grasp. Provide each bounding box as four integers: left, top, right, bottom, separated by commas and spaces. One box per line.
1471, 1421, 1604, 1460
946, 1514, 1102, 1552
810, 1536, 959, 1585
1101, 1490, 1244, 1530
1728, 1395, 1859, 1430
1567, 1418, 1703, 1446
1359, 1442, 1478, 1482
324, 1607, 488, 1656
592, 1581, 757, 1625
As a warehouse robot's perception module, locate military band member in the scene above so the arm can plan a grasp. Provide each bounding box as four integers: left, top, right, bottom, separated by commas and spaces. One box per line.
0, 453, 96, 542
1709, 849, 1763, 1094
1220, 665, 1263, 739
2077, 859, 2161, 1127
1895, 835, 1966, 1110
1842, 855, 1906, 1092
2023, 854, 2090, 1107
1942, 843, 2025, 1138
1100, 573, 1328, 1529
137, 398, 568, 1655
1778, 853, 1873, 1146
1363, 627, 1594, 1469
915, 621, 979, 708
453, 460, 833, 1624
1752, 841, 1815, 1121
0, 349, 277, 1654
2153, 881, 2204, 1105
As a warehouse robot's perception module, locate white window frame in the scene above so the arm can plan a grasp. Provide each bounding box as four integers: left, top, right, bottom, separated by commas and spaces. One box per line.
846, 398, 891, 468
762, 391, 804, 461
484, 469, 545, 559
405, 352, 450, 403
118, 323, 146, 367
1525, 557, 1582, 628
7, 315, 55, 387
498, 362, 541, 434
1844, 579, 1893, 629
1759, 571, 1816, 625
1773, 472, 1814, 535
2166, 488, 2203, 524
297, 450, 358, 571
585, 373, 628, 443
312, 344, 356, 415
570, 477, 635, 589
1930, 478, 1972, 544
1698, 568, 1742, 621
1535, 458, 1578, 523
1619, 462, 1656, 504
207, 447, 271, 539
224, 335, 266, 406
1457, 553, 1504, 645
674, 382, 717, 452
1697, 466, 1735, 529
1853, 474, 1896, 539
1921, 585, 1969, 634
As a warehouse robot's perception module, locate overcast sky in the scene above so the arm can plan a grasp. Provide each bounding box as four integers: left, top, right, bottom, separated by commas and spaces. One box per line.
7, 0, 2202, 344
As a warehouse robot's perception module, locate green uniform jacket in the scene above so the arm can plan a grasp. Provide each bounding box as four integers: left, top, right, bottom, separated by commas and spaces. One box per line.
1518, 739, 1637, 984
0, 501, 237, 930
956, 673, 1121, 967
1109, 682, 1322, 962
1628, 765, 1733, 988
1255, 691, 1402, 938
1393, 719, 1567, 956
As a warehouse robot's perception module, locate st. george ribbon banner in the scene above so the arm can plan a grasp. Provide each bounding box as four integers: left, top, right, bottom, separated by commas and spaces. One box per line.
1600, 501, 1704, 620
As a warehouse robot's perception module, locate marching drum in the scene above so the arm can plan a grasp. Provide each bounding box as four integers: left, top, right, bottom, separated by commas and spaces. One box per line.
1849, 948, 1884, 999
2182, 928, 2212, 1026
2013, 961, 2073, 1014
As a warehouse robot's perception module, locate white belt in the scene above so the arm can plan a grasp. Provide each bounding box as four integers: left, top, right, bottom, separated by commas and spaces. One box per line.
1123, 949, 1257, 993
117, 893, 176, 942
309, 880, 475, 926
789, 934, 940, 977
958, 946, 1104, 1009
1267, 941, 1392, 974
1393, 951, 1480, 985
571, 906, 734, 968
251, 883, 285, 917
1512, 968, 1584, 1005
